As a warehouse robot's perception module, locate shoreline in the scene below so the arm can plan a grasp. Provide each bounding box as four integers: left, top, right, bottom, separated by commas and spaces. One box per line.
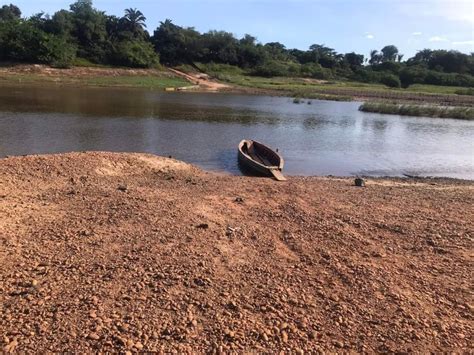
1, 151, 472, 182
1, 64, 474, 108
1, 152, 472, 352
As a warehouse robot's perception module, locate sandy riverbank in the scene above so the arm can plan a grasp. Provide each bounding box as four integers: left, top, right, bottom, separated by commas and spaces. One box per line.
0, 152, 472, 353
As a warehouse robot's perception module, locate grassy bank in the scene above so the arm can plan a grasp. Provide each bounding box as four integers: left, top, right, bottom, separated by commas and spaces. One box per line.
194, 63, 474, 105
359, 102, 474, 120
0, 65, 189, 89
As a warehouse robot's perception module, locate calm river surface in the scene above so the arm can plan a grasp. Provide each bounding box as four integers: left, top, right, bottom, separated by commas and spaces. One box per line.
0, 84, 473, 179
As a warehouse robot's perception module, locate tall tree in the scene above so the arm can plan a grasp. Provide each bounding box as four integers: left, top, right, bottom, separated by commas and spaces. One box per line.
121, 8, 147, 39
380, 45, 399, 62
0, 4, 21, 21
69, 0, 108, 62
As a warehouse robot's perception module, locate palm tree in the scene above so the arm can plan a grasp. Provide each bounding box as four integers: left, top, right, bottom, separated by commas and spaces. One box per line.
123, 8, 146, 30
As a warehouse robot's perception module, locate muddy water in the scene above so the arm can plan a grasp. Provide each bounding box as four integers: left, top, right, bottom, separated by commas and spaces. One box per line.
0, 84, 473, 179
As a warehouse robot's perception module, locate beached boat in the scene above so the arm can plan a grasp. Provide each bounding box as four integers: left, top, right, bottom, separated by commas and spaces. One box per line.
238, 140, 286, 181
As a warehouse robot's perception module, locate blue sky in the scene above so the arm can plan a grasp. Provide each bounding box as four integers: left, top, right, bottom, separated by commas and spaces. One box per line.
12, 0, 474, 58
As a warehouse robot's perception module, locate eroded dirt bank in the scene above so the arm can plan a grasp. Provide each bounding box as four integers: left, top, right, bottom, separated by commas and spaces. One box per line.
0, 152, 472, 353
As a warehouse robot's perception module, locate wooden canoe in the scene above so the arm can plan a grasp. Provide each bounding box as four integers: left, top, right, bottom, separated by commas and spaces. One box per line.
238, 140, 286, 181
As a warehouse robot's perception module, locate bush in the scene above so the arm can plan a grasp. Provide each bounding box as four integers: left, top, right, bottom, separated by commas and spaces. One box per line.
381, 74, 401, 88
399, 66, 428, 88
110, 40, 159, 68
300, 62, 333, 80
400, 66, 474, 88
199, 62, 244, 76
39, 34, 77, 68
372, 61, 402, 75
350, 68, 383, 83
251, 60, 291, 77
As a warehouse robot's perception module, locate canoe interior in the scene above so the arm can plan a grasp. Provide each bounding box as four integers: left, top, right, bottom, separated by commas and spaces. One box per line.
241, 141, 281, 169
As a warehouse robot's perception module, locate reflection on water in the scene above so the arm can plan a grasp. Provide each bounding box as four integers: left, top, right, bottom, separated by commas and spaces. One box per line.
0, 84, 473, 179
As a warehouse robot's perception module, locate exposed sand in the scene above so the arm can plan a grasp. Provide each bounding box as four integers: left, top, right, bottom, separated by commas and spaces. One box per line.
0, 152, 472, 353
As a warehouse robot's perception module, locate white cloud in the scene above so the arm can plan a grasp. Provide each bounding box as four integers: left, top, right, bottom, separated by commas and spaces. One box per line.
365, 33, 374, 39
429, 36, 448, 42
412, 32, 422, 36
398, 0, 474, 24
452, 40, 474, 46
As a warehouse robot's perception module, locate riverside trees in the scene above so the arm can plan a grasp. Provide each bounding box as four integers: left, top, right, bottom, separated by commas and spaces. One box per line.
0, 1, 473, 88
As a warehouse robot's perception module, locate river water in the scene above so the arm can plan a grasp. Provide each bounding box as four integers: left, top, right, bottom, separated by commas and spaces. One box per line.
0, 85, 473, 179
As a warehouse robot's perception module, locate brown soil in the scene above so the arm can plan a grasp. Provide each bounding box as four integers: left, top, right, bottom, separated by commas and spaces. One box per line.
0, 152, 472, 353
168, 68, 231, 91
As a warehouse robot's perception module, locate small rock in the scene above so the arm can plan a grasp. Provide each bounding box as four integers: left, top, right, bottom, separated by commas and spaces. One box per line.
87, 332, 100, 340
4, 339, 18, 353
117, 185, 128, 192
372, 251, 386, 258
234, 197, 244, 203
333, 340, 344, 348
354, 177, 365, 187
224, 329, 235, 339
281, 331, 288, 343
134, 342, 144, 350
295, 349, 304, 355
196, 223, 209, 229
330, 294, 340, 302
30, 280, 38, 287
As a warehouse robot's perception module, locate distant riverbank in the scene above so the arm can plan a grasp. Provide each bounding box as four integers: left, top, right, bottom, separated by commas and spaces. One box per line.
1, 64, 474, 110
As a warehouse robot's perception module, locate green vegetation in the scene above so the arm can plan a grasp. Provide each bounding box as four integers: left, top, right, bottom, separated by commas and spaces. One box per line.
1, 1, 474, 91
455, 88, 474, 96
359, 102, 474, 120
0, 71, 189, 89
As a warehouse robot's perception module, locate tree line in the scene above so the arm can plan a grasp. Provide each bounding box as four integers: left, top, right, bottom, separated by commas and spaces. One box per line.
1, 1, 473, 88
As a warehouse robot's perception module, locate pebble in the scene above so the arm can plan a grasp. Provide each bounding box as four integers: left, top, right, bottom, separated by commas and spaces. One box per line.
134, 342, 144, 350
87, 332, 100, 340
3, 339, 18, 353
333, 340, 344, 348
281, 331, 288, 343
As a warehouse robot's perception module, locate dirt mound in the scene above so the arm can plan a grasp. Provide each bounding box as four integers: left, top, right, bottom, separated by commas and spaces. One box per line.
1, 152, 472, 353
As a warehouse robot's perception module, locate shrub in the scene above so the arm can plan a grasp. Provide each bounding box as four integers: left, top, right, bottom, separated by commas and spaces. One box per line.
300, 62, 333, 80
251, 60, 290, 77
381, 74, 401, 88
399, 66, 428, 88
350, 68, 383, 83
110, 40, 159, 68
39, 34, 77, 68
